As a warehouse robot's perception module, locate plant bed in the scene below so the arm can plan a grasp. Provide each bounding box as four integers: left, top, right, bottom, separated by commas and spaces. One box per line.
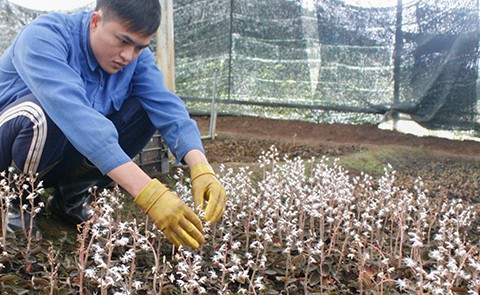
1, 117, 479, 294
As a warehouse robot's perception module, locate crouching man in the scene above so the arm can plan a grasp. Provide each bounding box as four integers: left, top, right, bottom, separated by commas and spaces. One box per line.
0, 0, 226, 248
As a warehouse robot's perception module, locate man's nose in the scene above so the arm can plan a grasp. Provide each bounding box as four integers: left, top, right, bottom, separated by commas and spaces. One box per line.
120, 46, 135, 62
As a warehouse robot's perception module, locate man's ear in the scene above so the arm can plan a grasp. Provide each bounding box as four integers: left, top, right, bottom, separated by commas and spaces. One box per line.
90, 10, 102, 31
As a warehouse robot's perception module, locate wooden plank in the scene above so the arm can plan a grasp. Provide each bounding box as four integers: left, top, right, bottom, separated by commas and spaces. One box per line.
156, 0, 175, 92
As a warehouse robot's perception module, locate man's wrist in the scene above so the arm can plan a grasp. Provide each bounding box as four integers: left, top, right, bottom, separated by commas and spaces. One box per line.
135, 179, 169, 212
191, 162, 215, 181
184, 149, 208, 168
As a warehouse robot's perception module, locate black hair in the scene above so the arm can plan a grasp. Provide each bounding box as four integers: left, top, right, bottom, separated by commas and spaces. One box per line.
95, 0, 161, 36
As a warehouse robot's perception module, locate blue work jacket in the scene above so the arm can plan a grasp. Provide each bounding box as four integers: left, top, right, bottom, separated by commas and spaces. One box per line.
0, 11, 203, 174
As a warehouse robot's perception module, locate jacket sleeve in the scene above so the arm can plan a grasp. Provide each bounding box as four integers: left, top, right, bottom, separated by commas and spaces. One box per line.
130, 49, 205, 162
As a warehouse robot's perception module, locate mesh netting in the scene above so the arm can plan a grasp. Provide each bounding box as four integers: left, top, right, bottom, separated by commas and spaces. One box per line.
0, 2, 39, 51
1, 0, 478, 134
175, 0, 479, 133
0, 1, 96, 51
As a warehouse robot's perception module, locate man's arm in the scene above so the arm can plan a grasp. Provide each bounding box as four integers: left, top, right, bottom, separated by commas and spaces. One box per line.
106, 149, 207, 197
107, 161, 151, 197
183, 149, 208, 167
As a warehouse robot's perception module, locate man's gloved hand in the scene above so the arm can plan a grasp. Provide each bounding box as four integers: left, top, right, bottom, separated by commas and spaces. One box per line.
135, 179, 205, 249
190, 162, 226, 224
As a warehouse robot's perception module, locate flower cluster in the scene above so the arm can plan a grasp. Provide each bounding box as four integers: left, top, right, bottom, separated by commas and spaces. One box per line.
1, 146, 479, 294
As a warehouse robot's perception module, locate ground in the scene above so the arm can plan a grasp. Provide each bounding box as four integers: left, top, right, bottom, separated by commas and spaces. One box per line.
194, 115, 480, 202
195, 115, 480, 161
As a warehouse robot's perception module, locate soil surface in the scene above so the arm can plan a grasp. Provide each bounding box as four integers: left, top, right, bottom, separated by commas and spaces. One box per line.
194, 115, 480, 203
194, 115, 480, 162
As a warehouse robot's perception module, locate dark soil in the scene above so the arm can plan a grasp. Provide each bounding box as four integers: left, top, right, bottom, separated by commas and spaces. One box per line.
194, 115, 480, 203
195, 115, 480, 161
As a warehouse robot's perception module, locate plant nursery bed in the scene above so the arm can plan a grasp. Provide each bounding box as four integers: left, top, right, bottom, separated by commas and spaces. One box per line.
197, 115, 480, 204
1, 115, 479, 294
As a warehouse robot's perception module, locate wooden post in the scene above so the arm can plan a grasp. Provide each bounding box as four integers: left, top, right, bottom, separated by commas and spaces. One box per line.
157, 0, 175, 92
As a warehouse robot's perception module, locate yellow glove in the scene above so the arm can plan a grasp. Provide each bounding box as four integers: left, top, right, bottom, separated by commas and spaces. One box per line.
135, 179, 205, 249
190, 162, 226, 224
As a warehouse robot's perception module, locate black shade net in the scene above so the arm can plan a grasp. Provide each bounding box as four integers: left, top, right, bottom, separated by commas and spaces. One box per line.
1, 0, 478, 134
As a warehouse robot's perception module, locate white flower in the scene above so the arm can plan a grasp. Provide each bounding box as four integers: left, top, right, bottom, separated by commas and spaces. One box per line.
447, 258, 458, 272
93, 253, 107, 269
468, 257, 480, 271
429, 250, 443, 261
404, 257, 417, 268
397, 278, 408, 290
132, 280, 143, 290
254, 276, 265, 290
140, 243, 150, 251
209, 270, 218, 280
84, 268, 96, 278
425, 271, 439, 282
120, 249, 136, 263
232, 241, 241, 250
408, 232, 424, 248
115, 236, 130, 246
250, 241, 263, 250
25, 193, 36, 200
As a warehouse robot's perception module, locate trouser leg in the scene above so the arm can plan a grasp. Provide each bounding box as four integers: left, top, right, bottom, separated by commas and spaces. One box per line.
43, 96, 157, 226
1, 94, 157, 228
0, 94, 68, 175
0, 94, 68, 236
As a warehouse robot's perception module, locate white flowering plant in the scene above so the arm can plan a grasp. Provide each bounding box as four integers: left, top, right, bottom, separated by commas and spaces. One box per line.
0, 146, 479, 294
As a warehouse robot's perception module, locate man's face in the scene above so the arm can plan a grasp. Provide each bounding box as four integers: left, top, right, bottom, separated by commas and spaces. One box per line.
89, 11, 154, 74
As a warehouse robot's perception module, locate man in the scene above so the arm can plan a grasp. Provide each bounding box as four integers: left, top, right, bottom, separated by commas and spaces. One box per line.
0, 0, 226, 249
